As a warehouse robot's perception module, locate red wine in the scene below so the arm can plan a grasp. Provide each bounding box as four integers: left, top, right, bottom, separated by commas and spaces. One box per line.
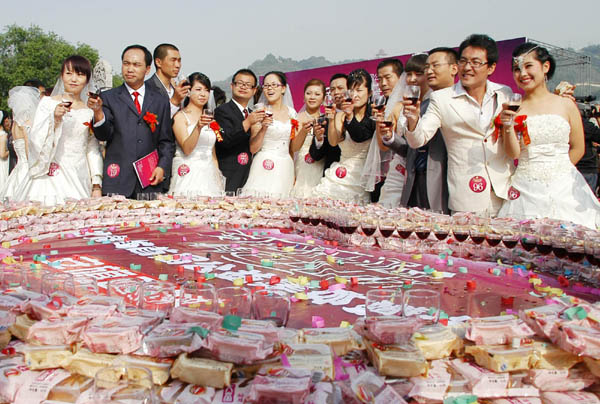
536, 243, 552, 255
521, 239, 536, 251
405, 97, 418, 105
453, 232, 469, 242
319, 218, 328, 226
88, 92, 99, 99
181, 80, 190, 87
486, 237, 502, 247
265, 111, 274, 117
362, 227, 377, 236
398, 230, 412, 239
339, 226, 348, 234
382, 121, 393, 128
380, 229, 394, 238
62, 101, 73, 108
502, 239, 518, 249
434, 232, 448, 241
345, 96, 353, 103
373, 104, 385, 112
346, 226, 357, 234
586, 253, 596, 266
507, 104, 520, 112
471, 236, 485, 245
568, 251, 585, 262
552, 247, 568, 259
300, 217, 310, 225
416, 231, 431, 240
309, 218, 320, 226
290, 216, 300, 223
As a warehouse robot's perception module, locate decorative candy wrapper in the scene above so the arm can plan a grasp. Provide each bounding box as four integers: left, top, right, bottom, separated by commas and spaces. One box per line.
349, 371, 408, 403
245, 367, 312, 404
466, 315, 534, 345
170, 353, 233, 389
302, 327, 363, 356
203, 330, 274, 364
408, 359, 451, 403
527, 366, 597, 392
142, 321, 207, 357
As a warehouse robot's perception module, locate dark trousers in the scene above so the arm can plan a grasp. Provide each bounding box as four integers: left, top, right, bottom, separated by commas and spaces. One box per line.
407, 171, 430, 209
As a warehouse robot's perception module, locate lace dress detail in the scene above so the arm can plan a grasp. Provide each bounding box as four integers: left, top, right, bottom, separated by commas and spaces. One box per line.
498, 114, 600, 228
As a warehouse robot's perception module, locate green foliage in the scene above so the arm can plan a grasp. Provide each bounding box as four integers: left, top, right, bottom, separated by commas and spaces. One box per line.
0, 24, 99, 111
112, 74, 124, 88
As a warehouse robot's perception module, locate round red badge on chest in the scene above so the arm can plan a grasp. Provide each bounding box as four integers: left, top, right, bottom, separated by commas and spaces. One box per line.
335, 166, 347, 179
107, 163, 120, 178
396, 164, 406, 176
304, 153, 314, 164
469, 176, 487, 193
237, 152, 249, 165
177, 164, 190, 177
47, 162, 59, 176
262, 159, 275, 171
508, 186, 520, 200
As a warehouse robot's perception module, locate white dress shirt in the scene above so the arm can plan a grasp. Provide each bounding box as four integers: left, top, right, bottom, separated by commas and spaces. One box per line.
453, 80, 503, 133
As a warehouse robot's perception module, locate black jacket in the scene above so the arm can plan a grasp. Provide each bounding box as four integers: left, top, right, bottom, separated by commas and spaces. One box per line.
577, 119, 600, 173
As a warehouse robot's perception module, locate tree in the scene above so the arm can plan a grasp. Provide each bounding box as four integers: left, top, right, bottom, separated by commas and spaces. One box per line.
0, 24, 100, 111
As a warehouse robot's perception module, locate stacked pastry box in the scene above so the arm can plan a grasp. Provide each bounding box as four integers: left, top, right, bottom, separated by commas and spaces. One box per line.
3, 287, 600, 403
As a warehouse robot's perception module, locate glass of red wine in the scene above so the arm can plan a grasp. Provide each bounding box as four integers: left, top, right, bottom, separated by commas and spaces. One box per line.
505, 93, 522, 125
378, 216, 396, 249
451, 214, 470, 257
371, 93, 386, 121
403, 85, 420, 106
344, 90, 354, 104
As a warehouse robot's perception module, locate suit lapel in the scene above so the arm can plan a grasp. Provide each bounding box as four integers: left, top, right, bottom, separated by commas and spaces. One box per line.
118, 85, 141, 117
449, 90, 485, 136
140, 87, 155, 118
229, 100, 244, 121
152, 74, 170, 99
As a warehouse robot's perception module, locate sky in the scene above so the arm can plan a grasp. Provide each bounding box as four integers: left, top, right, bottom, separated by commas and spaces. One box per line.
2, 0, 599, 82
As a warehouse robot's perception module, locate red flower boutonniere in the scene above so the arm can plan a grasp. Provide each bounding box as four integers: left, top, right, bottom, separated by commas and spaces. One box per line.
492, 114, 502, 144
514, 115, 530, 146
209, 121, 224, 142
83, 120, 94, 135
290, 119, 299, 140
143, 112, 159, 133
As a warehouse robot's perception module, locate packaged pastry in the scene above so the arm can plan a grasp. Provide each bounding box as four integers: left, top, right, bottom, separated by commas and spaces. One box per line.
408, 359, 451, 403
8, 314, 36, 341
349, 371, 408, 403
364, 338, 428, 378
170, 307, 222, 329
12, 367, 72, 404
465, 344, 534, 372
302, 327, 362, 356
172, 384, 217, 404
63, 347, 116, 379
278, 327, 302, 345
0, 356, 30, 403
506, 371, 540, 398
27, 316, 88, 345
66, 303, 117, 319
552, 323, 600, 359
155, 380, 186, 404
520, 304, 564, 339
412, 325, 463, 360
142, 321, 206, 358
0, 326, 10, 350
81, 316, 143, 354
527, 366, 596, 391
118, 308, 165, 334
204, 330, 274, 364
0, 310, 16, 328
466, 315, 534, 345
449, 358, 509, 398
23, 344, 73, 370
170, 353, 233, 388
46, 374, 93, 402
540, 391, 600, 404
239, 319, 284, 345
484, 399, 541, 404
355, 316, 423, 345
305, 381, 340, 404
115, 355, 173, 385
210, 378, 253, 404
245, 367, 312, 404
284, 343, 334, 381
529, 340, 580, 369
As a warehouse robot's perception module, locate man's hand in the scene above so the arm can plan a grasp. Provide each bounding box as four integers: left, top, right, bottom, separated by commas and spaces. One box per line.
171, 81, 191, 106
87, 96, 104, 122
149, 166, 165, 186
314, 123, 325, 142
91, 186, 102, 198
402, 100, 421, 131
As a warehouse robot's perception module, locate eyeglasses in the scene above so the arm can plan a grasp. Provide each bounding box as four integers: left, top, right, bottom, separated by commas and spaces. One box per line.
458, 59, 488, 69
262, 83, 283, 90
424, 62, 452, 71
233, 81, 256, 89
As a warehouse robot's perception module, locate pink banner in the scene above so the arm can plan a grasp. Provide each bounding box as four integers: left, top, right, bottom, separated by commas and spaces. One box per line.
283, 37, 526, 110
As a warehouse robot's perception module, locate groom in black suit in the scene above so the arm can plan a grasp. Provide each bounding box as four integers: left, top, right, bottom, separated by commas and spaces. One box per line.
215, 69, 264, 192
88, 44, 175, 198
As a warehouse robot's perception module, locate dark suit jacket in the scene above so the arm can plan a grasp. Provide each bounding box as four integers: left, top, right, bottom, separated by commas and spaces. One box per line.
393, 98, 448, 213
214, 100, 252, 192
308, 119, 340, 173
94, 84, 175, 196
145, 73, 170, 99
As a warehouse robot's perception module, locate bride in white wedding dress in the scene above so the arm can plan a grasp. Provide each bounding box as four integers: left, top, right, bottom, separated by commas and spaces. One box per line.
497, 43, 600, 229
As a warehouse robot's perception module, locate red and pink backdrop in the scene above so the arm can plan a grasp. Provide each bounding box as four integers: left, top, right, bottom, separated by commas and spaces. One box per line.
279, 37, 525, 110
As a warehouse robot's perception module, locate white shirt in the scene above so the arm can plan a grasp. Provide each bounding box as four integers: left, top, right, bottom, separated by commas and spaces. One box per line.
94, 83, 146, 127
232, 98, 249, 117
453, 80, 504, 133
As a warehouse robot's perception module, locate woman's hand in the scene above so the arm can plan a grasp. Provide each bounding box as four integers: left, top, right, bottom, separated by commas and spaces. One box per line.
91, 185, 102, 198
196, 114, 213, 130
341, 99, 353, 119
314, 123, 325, 142
262, 114, 274, 127
499, 103, 517, 126
54, 102, 70, 122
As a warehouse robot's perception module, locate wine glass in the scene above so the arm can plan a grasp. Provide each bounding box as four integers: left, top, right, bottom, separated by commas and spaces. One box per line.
343, 90, 354, 104
180, 281, 216, 312
253, 289, 291, 327
203, 108, 214, 120
216, 286, 252, 318
403, 85, 420, 105
371, 93, 386, 120
505, 93, 522, 125
452, 215, 470, 257
403, 288, 441, 329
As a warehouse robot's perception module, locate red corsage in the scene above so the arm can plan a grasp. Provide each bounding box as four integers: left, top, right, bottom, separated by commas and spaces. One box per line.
83, 120, 94, 135
209, 121, 224, 142
290, 119, 299, 140
492, 114, 503, 144
514, 115, 530, 145
143, 112, 159, 133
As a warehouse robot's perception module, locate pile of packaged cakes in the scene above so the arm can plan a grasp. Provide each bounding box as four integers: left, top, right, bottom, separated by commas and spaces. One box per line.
3, 286, 600, 403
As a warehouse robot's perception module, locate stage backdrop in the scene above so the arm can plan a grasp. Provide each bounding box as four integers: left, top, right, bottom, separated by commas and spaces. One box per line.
282, 37, 526, 110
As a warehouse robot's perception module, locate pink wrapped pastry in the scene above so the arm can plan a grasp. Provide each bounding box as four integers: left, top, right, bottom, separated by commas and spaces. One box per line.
171, 384, 216, 404
349, 371, 408, 403
486, 399, 541, 404
541, 391, 600, 404
81, 317, 143, 354
245, 368, 312, 404
408, 360, 451, 403
142, 321, 206, 357
27, 316, 88, 345
66, 303, 117, 319
0, 310, 16, 328
239, 319, 283, 345
21, 295, 71, 320
0, 294, 28, 311
527, 366, 596, 391
449, 359, 509, 398
204, 330, 274, 364
552, 323, 600, 359
466, 315, 534, 345
112, 309, 164, 334
170, 306, 222, 330
0, 356, 30, 403
520, 304, 564, 339
355, 316, 424, 345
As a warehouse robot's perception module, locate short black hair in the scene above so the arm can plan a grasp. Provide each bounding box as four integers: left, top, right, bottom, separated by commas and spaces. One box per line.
329, 73, 348, 85
212, 86, 226, 106
23, 79, 44, 88
61, 55, 92, 82
263, 71, 287, 87
231, 69, 257, 87
153, 43, 179, 69
405, 54, 428, 73
428, 47, 459, 64
458, 34, 498, 65
377, 58, 404, 77
121, 44, 152, 67
512, 42, 556, 81
188, 72, 211, 91
347, 68, 372, 93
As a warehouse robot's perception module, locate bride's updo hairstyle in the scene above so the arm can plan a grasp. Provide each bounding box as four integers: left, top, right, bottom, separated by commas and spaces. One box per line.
263, 71, 287, 87
61, 55, 92, 83
184, 72, 211, 107
347, 68, 372, 95
512, 43, 556, 81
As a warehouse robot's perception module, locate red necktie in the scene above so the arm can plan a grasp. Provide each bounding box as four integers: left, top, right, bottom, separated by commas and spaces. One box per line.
243, 108, 248, 119
132, 91, 141, 114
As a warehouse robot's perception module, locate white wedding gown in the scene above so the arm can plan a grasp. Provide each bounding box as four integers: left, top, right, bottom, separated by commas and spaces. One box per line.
15, 97, 103, 203
379, 153, 407, 207
0, 131, 9, 190
498, 114, 600, 228
168, 112, 225, 196
312, 133, 370, 203
291, 131, 325, 198
242, 106, 296, 198
0, 138, 28, 199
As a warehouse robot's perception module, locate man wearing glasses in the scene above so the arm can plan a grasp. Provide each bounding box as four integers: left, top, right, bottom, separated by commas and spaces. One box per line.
215, 69, 265, 192
403, 34, 513, 216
